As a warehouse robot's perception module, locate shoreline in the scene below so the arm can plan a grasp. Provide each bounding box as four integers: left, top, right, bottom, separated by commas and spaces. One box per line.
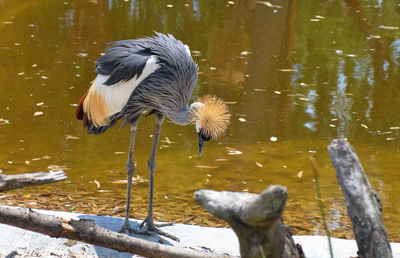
1, 208, 399, 257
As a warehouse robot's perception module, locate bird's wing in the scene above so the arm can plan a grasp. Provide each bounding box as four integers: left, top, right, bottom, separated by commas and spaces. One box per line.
77, 41, 160, 128
95, 41, 155, 86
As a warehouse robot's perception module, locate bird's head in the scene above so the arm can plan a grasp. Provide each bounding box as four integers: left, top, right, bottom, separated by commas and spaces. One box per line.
190, 95, 230, 158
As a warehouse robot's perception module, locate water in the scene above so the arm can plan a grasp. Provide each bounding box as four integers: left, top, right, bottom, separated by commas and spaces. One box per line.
1, 0, 400, 241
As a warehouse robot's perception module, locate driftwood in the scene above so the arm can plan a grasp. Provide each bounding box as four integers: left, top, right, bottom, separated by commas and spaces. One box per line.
194, 185, 304, 258
328, 139, 392, 258
0, 171, 67, 191
0, 205, 221, 258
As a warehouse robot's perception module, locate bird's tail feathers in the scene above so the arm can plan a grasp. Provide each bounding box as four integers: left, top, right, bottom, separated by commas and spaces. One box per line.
75, 92, 87, 120
86, 117, 120, 135
75, 91, 121, 135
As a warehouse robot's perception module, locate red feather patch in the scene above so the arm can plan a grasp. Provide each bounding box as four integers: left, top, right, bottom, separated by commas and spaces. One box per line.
75, 92, 87, 121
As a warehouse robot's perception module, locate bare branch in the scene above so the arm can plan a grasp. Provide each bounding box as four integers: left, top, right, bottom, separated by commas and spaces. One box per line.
328, 139, 392, 258
0, 171, 67, 191
0, 205, 222, 258
194, 185, 304, 258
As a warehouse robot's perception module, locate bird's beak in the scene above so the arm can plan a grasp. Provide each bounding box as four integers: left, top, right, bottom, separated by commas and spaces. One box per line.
198, 133, 205, 158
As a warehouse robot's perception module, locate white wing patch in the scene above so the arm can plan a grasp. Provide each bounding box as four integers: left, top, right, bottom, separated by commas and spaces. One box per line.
84, 56, 159, 126
184, 44, 191, 56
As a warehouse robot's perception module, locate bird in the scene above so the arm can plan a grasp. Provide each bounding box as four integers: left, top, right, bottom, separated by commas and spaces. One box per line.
75, 32, 230, 240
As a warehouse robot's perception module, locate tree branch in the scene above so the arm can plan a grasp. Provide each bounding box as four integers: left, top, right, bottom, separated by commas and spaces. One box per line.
0, 171, 67, 191
194, 185, 304, 258
0, 205, 221, 258
328, 139, 392, 258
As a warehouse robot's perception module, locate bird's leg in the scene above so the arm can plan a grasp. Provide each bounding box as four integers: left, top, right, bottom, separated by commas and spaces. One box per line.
118, 118, 146, 235
139, 113, 179, 241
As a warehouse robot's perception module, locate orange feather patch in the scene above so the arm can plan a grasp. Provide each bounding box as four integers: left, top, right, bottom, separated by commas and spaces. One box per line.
83, 81, 110, 127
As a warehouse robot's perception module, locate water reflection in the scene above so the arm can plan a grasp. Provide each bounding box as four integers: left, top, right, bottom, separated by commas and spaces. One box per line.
0, 0, 400, 240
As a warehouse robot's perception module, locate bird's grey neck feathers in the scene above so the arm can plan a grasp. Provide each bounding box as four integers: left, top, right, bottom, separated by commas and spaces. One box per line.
167, 101, 204, 125
168, 108, 194, 125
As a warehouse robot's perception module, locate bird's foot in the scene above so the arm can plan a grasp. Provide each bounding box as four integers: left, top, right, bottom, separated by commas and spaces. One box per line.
118, 221, 151, 236
139, 217, 179, 242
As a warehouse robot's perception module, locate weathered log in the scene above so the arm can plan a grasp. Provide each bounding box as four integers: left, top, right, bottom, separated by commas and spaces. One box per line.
0, 205, 221, 258
328, 139, 392, 258
194, 185, 304, 258
0, 171, 67, 191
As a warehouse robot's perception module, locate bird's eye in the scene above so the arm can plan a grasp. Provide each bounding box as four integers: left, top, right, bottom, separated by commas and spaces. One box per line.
200, 130, 211, 141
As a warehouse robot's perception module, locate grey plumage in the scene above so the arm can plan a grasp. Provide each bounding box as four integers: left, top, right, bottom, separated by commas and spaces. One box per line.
85, 32, 198, 135
76, 33, 229, 240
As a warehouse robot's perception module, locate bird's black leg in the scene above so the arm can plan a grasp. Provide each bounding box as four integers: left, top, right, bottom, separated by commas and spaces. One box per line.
139, 113, 179, 241
118, 117, 146, 235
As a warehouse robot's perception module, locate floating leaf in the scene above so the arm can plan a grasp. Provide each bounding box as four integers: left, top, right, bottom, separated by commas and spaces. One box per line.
369, 35, 381, 39
0, 118, 10, 125
97, 190, 112, 193
112, 175, 148, 184
196, 165, 219, 169
240, 51, 251, 56
161, 137, 174, 144
48, 164, 68, 171
297, 171, 303, 178
76, 52, 88, 57
93, 180, 101, 189
256, 1, 282, 8
226, 147, 242, 155
278, 68, 296, 72
112, 180, 127, 184
379, 25, 399, 30
270, 136, 278, 142
65, 134, 80, 140
335, 50, 343, 55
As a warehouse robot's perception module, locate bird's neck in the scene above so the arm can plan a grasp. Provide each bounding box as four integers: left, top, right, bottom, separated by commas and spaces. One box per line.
168, 102, 204, 125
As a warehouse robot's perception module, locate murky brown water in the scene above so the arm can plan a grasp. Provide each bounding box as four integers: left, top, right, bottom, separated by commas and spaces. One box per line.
1, 0, 400, 241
